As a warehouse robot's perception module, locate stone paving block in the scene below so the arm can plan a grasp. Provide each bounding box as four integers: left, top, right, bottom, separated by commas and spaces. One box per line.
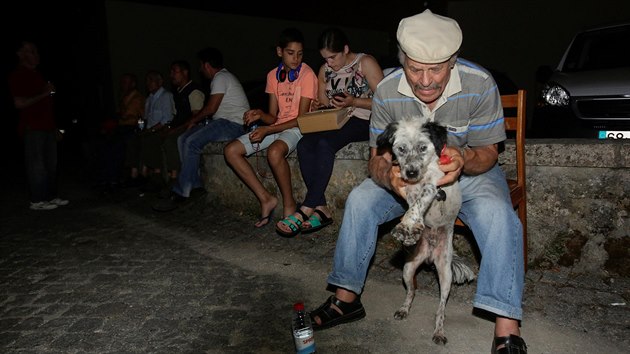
69, 332, 113, 352
1, 295, 38, 309
31, 294, 65, 305
0, 331, 17, 347
61, 304, 94, 317
4, 282, 46, 295
35, 303, 71, 317
2, 306, 38, 318
9, 330, 56, 350
38, 317, 75, 330
90, 302, 131, 317
67, 317, 103, 332
0, 318, 20, 331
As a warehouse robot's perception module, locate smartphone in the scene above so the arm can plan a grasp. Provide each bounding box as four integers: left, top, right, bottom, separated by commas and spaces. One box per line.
332, 92, 346, 99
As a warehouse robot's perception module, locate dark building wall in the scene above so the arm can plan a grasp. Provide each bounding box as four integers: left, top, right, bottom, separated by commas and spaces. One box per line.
104, 1, 393, 111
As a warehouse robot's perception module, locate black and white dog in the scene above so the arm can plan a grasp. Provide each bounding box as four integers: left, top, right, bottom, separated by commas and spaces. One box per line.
376, 118, 475, 345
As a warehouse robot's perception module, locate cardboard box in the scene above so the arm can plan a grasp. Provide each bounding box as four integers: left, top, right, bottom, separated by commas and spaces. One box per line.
297, 107, 351, 133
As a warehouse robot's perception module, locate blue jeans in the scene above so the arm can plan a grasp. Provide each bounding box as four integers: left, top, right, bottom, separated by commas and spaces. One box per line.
328, 164, 524, 320
24, 130, 58, 202
173, 119, 244, 197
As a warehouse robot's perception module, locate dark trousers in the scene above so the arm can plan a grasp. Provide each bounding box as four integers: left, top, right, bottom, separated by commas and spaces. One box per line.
297, 117, 369, 208
162, 125, 189, 172
98, 125, 136, 184
24, 130, 58, 202
139, 129, 166, 170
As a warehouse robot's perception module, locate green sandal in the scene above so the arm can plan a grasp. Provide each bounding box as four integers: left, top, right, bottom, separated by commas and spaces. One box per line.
275, 209, 308, 238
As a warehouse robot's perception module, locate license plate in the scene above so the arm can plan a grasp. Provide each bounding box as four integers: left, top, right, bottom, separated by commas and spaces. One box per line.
598, 131, 630, 139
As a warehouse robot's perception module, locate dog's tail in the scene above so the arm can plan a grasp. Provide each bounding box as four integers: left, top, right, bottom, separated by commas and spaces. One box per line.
451, 255, 476, 284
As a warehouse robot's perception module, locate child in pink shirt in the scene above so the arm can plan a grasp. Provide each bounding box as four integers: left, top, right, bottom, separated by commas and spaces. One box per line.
224, 28, 318, 231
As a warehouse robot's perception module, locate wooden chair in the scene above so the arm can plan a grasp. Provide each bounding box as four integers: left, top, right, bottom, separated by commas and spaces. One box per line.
455, 89, 528, 271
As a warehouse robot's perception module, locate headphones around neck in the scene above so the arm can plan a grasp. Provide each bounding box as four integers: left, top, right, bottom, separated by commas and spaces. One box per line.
276, 62, 302, 82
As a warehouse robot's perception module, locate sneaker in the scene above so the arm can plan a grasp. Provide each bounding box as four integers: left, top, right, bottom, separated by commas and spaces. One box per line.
157, 186, 173, 199
152, 193, 187, 212
30, 201, 58, 210
49, 198, 69, 206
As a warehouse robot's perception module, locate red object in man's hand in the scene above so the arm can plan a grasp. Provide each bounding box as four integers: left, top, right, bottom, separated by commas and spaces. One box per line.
439, 145, 452, 164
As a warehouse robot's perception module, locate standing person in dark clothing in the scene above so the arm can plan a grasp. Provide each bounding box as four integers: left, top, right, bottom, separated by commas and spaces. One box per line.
8, 40, 68, 210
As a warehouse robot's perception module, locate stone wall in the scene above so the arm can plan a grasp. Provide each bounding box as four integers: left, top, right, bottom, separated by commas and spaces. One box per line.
201, 139, 629, 276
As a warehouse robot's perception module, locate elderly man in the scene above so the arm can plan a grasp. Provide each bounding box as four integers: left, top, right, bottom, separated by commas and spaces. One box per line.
309, 10, 526, 353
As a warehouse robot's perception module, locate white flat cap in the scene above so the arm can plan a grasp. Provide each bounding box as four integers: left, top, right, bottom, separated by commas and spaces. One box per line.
396, 9, 462, 64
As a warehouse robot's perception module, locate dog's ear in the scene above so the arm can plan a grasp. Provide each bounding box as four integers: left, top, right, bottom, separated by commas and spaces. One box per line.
422, 122, 448, 157
376, 121, 398, 156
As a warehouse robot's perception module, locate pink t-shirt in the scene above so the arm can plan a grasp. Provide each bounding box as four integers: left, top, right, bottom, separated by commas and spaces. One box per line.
265, 62, 318, 126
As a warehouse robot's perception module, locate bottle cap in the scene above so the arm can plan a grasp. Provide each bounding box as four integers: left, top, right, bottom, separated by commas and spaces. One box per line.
293, 302, 305, 311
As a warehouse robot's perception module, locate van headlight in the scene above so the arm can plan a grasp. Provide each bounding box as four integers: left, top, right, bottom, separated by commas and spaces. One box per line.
541, 83, 570, 106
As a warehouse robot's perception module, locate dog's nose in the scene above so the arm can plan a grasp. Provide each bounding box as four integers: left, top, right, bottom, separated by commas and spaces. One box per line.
405, 169, 419, 179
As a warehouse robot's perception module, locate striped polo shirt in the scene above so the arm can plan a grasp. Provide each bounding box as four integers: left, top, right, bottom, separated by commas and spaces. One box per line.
369, 58, 505, 149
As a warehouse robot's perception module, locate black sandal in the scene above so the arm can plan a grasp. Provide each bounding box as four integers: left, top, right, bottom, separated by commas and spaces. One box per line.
309, 295, 366, 331
492, 334, 527, 354
301, 209, 334, 234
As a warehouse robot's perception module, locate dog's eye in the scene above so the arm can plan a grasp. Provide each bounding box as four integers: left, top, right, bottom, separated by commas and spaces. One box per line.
396, 146, 406, 155
419, 145, 427, 152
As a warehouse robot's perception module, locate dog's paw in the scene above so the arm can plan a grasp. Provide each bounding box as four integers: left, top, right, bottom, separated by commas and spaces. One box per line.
432, 333, 448, 345
392, 224, 411, 241
402, 237, 419, 247
391, 227, 405, 243
413, 221, 426, 232
392, 224, 420, 246
394, 308, 409, 320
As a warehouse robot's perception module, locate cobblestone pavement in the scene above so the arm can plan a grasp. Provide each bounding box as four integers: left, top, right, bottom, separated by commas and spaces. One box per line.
1, 160, 628, 353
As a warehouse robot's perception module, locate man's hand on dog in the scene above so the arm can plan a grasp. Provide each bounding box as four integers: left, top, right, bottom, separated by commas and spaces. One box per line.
369, 153, 393, 185
390, 165, 408, 199
436, 146, 464, 186
369, 152, 409, 199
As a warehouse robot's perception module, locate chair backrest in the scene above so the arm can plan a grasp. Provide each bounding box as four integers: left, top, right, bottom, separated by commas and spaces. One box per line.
502, 89, 528, 271
501, 90, 527, 188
